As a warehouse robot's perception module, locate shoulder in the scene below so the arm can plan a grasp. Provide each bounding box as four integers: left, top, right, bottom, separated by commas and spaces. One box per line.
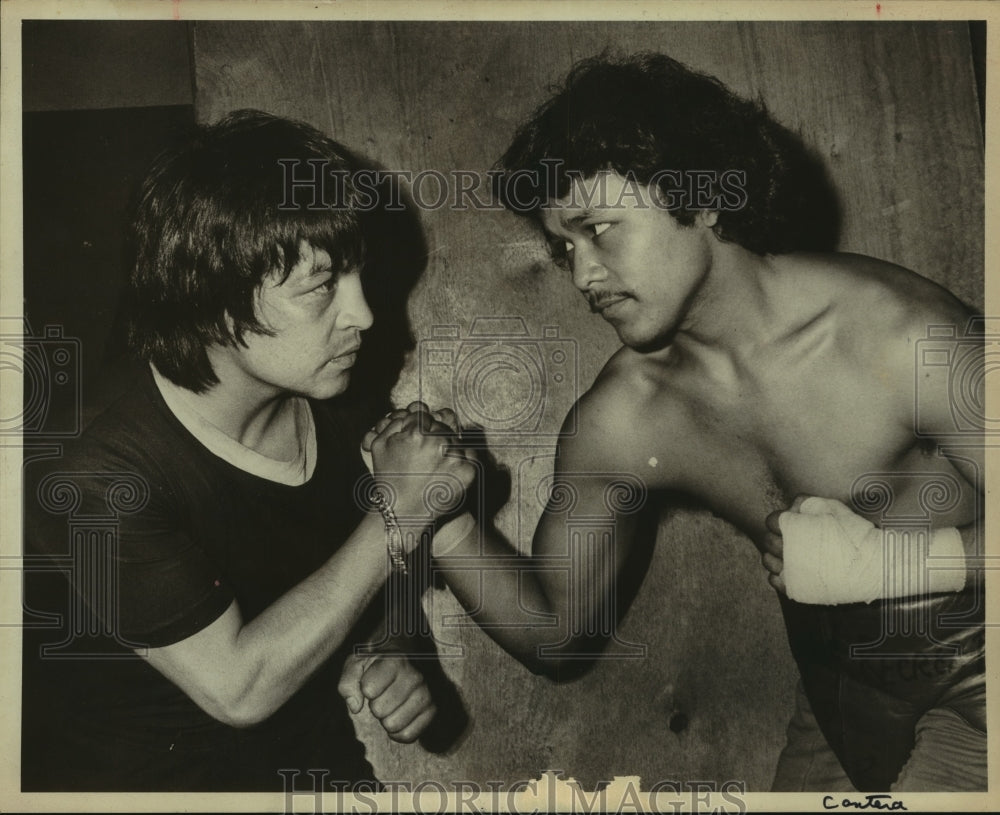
26, 375, 188, 551
72, 376, 174, 472
554, 346, 687, 488
785, 252, 974, 330
778, 253, 975, 363
841, 254, 973, 362
52, 370, 211, 516
781, 253, 978, 426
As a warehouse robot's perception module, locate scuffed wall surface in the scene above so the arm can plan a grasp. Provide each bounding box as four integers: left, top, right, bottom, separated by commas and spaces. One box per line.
193, 21, 982, 790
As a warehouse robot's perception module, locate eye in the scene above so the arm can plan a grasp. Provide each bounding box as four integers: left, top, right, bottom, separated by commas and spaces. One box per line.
546, 237, 572, 270
589, 222, 611, 237
312, 273, 337, 295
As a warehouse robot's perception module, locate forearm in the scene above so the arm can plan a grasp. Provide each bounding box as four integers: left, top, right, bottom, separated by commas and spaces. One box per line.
776, 498, 983, 604
238, 516, 393, 695
433, 515, 575, 674
148, 513, 408, 726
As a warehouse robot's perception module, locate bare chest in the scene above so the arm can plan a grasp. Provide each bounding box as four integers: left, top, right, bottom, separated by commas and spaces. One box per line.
643, 358, 974, 547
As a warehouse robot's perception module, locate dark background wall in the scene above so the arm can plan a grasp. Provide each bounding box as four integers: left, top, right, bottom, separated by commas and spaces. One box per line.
21, 19, 984, 792
19, 22, 198, 785
21, 21, 196, 427
22, 21, 193, 112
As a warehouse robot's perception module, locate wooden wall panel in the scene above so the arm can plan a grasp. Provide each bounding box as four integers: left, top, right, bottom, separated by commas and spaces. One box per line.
193, 21, 982, 790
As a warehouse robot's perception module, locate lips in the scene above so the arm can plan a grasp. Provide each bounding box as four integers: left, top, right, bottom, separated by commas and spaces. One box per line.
590, 295, 629, 314
329, 345, 361, 365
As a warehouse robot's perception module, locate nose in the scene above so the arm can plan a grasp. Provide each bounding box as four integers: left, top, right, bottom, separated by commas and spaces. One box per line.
336, 272, 374, 331
570, 243, 608, 292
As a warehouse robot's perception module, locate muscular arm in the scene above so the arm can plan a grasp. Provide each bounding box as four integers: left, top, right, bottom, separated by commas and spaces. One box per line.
145, 410, 475, 728
434, 389, 657, 676
145, 512, 391, 727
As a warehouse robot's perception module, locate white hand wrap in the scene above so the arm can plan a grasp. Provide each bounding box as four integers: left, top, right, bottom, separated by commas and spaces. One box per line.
779, 497, 966, 605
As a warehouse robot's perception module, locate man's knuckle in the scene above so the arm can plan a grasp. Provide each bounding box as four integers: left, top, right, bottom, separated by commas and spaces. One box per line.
390, 728, 417, 744
387, 666, 414, 690
359, 675, 382, 699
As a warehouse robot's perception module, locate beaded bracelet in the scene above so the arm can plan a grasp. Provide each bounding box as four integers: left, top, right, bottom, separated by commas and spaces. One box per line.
371, 487, 407, 574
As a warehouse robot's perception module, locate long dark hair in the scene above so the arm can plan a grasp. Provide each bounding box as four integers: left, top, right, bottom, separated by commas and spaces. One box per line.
127, 109, 366, 392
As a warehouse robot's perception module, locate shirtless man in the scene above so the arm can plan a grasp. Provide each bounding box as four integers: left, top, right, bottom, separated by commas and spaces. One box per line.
384, 53, 986, 792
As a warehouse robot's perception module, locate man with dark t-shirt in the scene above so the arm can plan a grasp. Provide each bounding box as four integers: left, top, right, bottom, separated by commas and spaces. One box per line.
23, 110, 474, 791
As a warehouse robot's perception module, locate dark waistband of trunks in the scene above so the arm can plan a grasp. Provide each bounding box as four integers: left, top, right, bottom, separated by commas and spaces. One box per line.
779, 587, 984, 706
778, 588, 985, 789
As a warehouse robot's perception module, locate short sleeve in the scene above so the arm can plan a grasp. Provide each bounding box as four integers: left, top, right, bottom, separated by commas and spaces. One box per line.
108, 517, 234, 648
26, 448, 234, 650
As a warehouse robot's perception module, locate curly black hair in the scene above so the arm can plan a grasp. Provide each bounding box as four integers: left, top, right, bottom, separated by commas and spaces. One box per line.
495, 52, 837, 256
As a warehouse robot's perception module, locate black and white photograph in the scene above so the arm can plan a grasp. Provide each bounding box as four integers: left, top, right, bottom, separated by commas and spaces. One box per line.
1, 1, 994, 811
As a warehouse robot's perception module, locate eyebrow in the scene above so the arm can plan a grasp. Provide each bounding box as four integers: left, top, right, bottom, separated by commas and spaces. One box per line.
564, 208, 599, 228
542, 208, 601, 240
279, 258, 335, 291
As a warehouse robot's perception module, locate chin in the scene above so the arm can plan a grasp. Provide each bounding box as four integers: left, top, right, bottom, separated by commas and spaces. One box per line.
309, 371, 352, 400
616, 324, 675, 353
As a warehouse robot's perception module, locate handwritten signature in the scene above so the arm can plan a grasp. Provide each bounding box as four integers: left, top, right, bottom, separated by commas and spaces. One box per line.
823, 794, 908, 811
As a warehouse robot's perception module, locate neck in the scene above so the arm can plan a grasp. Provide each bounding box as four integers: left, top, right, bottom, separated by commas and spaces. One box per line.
171, 351, 297, 454
670, 244, 787, 366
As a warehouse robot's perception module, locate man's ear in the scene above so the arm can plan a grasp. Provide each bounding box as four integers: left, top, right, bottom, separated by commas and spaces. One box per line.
699, 210, 719, 228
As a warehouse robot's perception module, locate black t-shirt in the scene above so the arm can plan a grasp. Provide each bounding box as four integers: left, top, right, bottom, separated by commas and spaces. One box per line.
23, 367, 378, 791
